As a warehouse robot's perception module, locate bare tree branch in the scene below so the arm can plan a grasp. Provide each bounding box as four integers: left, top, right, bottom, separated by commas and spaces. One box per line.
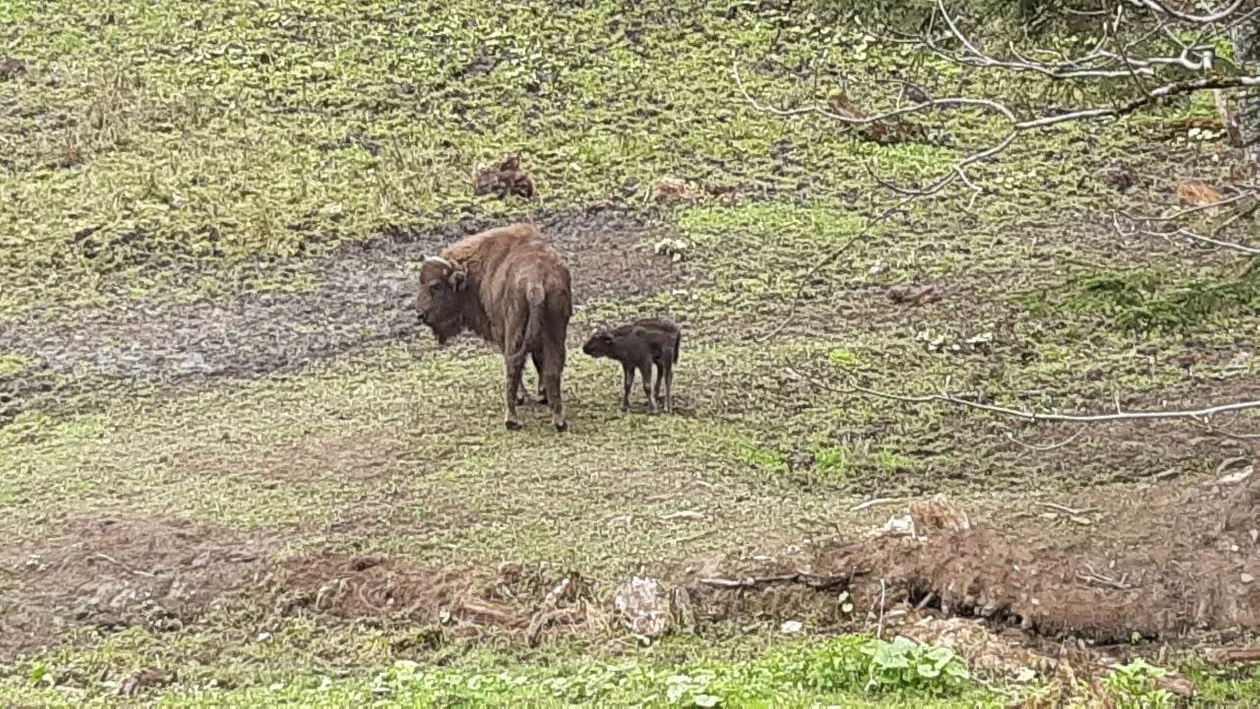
1115, 211, 1260, 255
1149, 226, 1260, 254
1121, 190, 1255, 221
734, 61, 1260, 199
1125, 0, 1247, 25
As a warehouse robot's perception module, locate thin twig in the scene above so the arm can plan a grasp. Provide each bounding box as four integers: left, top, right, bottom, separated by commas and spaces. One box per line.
850, 497, 910, 512
1004, 427, 1088, 451
699, 574, 803, 588
1077, 563, 1133, 589
753, 232, 862, 343
1121, 191, 1253, 222
698, 573, 852, 589
788, 367, 1260, 423
87, 553, 158, 578
1040, 502, 1098, 516
843, 379, 1260, 423
1126, 0, 1245, 24
1160, 227, 1260, 255
734, 34, 1260, 199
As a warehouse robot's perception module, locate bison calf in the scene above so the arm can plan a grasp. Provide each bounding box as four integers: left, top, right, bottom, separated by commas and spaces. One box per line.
415, 223, 573, 432
582, 318, 680, 414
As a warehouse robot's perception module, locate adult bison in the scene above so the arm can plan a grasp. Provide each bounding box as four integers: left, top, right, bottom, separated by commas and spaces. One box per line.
415, 223, 573, 432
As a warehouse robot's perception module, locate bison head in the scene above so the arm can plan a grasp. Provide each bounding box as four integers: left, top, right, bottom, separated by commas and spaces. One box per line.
581, 328, 615, 358
415, 255, 468, 345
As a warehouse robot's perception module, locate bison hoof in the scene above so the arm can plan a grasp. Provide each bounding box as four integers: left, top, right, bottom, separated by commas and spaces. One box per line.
505, 419, 522, 431
554, 420, 568, 433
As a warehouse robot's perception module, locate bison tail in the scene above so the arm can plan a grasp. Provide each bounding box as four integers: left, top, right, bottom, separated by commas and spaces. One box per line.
673, 334, 680, 364
506, 283, 547, 365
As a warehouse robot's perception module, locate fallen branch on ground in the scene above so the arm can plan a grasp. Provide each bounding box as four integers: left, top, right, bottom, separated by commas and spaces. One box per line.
525, 605, 585, 647
1040, 502, 1098, 517
850, 497, 910, 512
788, 368, 1260, 424
698, 572, 854, 590
525, 572, 581, 647
1206, 646, 1260, 664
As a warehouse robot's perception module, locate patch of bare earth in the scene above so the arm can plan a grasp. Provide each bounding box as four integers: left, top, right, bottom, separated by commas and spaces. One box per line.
0, 518, 281, 660
0, 517, 598, 661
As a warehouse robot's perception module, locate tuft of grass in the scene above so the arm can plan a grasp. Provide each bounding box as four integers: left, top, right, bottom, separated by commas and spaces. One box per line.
1015, 261, 1260, 335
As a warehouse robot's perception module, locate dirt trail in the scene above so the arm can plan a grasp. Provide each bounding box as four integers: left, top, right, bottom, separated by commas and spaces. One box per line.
0, 209, 679, 422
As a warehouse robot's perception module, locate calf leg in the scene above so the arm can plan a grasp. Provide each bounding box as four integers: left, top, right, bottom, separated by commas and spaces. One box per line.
542, 340, 566, 432
640, 361, 657, 414
621, 363, 634, 412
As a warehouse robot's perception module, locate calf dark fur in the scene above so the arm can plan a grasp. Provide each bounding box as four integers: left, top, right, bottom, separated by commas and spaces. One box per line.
415, 223, 573, 431
582, 318, 680, 413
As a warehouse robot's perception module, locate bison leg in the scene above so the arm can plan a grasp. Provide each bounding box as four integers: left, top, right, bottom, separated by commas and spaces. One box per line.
532, 350, 548, 405
503, 342, 528, 431
662, 357, 674, 414
504, 356, 526, 430
652, 354, 667, 404
542, 340, 566, 432
640, 361, 657, 414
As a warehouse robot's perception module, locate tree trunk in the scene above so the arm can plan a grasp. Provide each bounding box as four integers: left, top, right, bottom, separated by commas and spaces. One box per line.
1233, 15, 1260, 172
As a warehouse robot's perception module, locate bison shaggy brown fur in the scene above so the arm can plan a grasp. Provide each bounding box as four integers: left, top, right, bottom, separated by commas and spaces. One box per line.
582, 318, 680, 414
415, 223, 573, 431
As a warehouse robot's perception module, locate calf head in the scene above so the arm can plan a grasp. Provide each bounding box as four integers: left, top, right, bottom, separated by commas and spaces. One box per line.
581, 328, 615, 358
415, 255, 468, 344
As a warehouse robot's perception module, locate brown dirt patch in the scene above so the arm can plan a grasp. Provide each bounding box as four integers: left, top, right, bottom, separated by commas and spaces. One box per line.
0, 517, 596, 660
0, 517, 279, 660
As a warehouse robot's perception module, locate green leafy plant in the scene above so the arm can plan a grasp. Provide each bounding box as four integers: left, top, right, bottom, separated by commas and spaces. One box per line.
814, 446, 849, 474
1103, 659, 1172, 709
738, 444, 789, 474
826, 347, 863, 370
861, 636, 971, 694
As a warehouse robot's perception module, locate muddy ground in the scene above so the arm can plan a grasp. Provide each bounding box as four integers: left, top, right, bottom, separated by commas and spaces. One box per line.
0, 208, 682, 423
